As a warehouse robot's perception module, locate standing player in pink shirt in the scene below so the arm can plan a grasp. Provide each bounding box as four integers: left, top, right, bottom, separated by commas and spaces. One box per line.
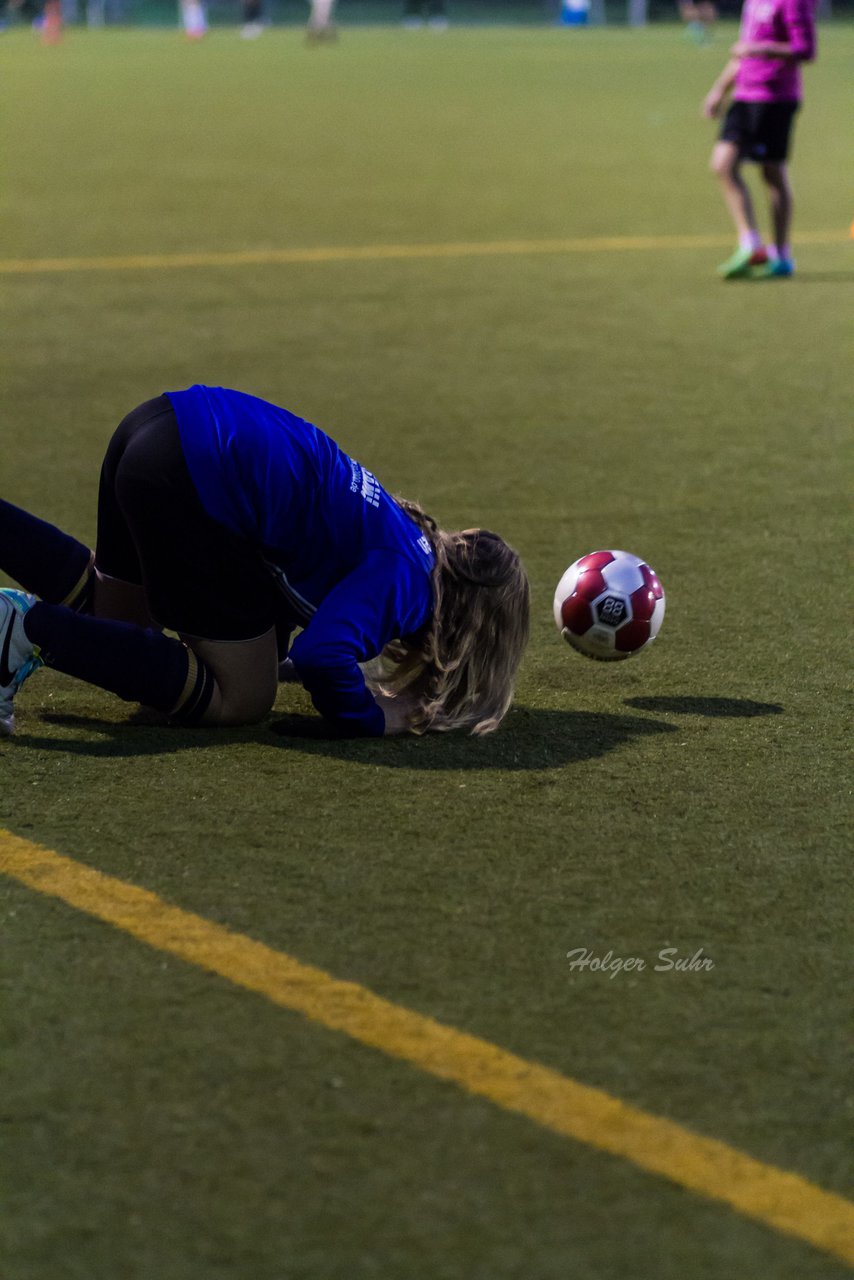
703, 0, 816, 279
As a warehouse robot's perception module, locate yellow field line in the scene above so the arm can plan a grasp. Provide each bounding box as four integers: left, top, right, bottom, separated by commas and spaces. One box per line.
0, 231, 845, 276
3, 827, 853, 1267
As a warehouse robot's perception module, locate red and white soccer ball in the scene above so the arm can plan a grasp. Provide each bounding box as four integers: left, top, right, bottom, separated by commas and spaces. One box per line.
553, 550, 665, 661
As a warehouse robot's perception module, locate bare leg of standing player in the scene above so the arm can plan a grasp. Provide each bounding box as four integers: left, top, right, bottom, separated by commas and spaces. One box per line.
709, 140, 764, 252
761, 161, 794, 262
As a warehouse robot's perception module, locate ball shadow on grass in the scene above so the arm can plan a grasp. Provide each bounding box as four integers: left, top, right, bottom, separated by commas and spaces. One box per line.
624, 696, 784, 718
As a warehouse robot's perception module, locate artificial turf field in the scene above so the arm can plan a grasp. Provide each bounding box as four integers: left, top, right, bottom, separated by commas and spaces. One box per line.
2, 20, 853, 1280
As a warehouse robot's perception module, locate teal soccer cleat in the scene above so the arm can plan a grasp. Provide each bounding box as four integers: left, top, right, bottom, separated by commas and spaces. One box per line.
0, 589, 43, 736
750, 257, 796, 279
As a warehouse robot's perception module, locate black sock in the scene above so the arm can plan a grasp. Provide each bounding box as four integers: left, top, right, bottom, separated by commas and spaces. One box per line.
23, 602, 215, 724
0, 499, 95, 607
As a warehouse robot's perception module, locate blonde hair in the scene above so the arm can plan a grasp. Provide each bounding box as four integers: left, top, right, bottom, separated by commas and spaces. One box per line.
371, 499, 530, 736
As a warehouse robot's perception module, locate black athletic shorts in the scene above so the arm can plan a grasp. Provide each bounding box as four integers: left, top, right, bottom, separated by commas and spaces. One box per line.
719, 99, 799, 163
96, 395, 295, 644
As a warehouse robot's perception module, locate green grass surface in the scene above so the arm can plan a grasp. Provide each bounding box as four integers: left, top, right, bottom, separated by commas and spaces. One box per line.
2, 25, 852, 1280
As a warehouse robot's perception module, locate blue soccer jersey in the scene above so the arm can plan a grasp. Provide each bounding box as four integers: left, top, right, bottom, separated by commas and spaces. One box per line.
166, 385, 435, 736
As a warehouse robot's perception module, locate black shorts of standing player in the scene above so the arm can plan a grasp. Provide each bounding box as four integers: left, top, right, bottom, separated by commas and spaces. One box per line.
719, 100, 799, 164
97, 396, 296, 652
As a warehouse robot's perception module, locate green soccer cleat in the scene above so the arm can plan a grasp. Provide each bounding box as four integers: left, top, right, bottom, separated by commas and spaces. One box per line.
0, 589, 43, 737
717, 246, 768, 280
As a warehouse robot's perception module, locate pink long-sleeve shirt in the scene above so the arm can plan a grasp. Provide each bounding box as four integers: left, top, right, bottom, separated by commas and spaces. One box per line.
735, 0, 817, 102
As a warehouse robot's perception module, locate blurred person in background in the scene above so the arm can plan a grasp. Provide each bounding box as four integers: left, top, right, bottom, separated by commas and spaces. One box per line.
306, 0, 336, 41
679, 0, 716, 43
402, 0, 448, 29
4, 0, 63, 39
241, 0, 264, 36
181, 0, 206, 37
703, 0, 816, 279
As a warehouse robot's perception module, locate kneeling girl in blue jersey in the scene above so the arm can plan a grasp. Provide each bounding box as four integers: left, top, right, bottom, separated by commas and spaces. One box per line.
0, 387, 530, 738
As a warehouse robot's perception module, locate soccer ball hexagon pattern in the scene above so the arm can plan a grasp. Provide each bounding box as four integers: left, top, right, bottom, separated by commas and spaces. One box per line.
553, 550, 665, 661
